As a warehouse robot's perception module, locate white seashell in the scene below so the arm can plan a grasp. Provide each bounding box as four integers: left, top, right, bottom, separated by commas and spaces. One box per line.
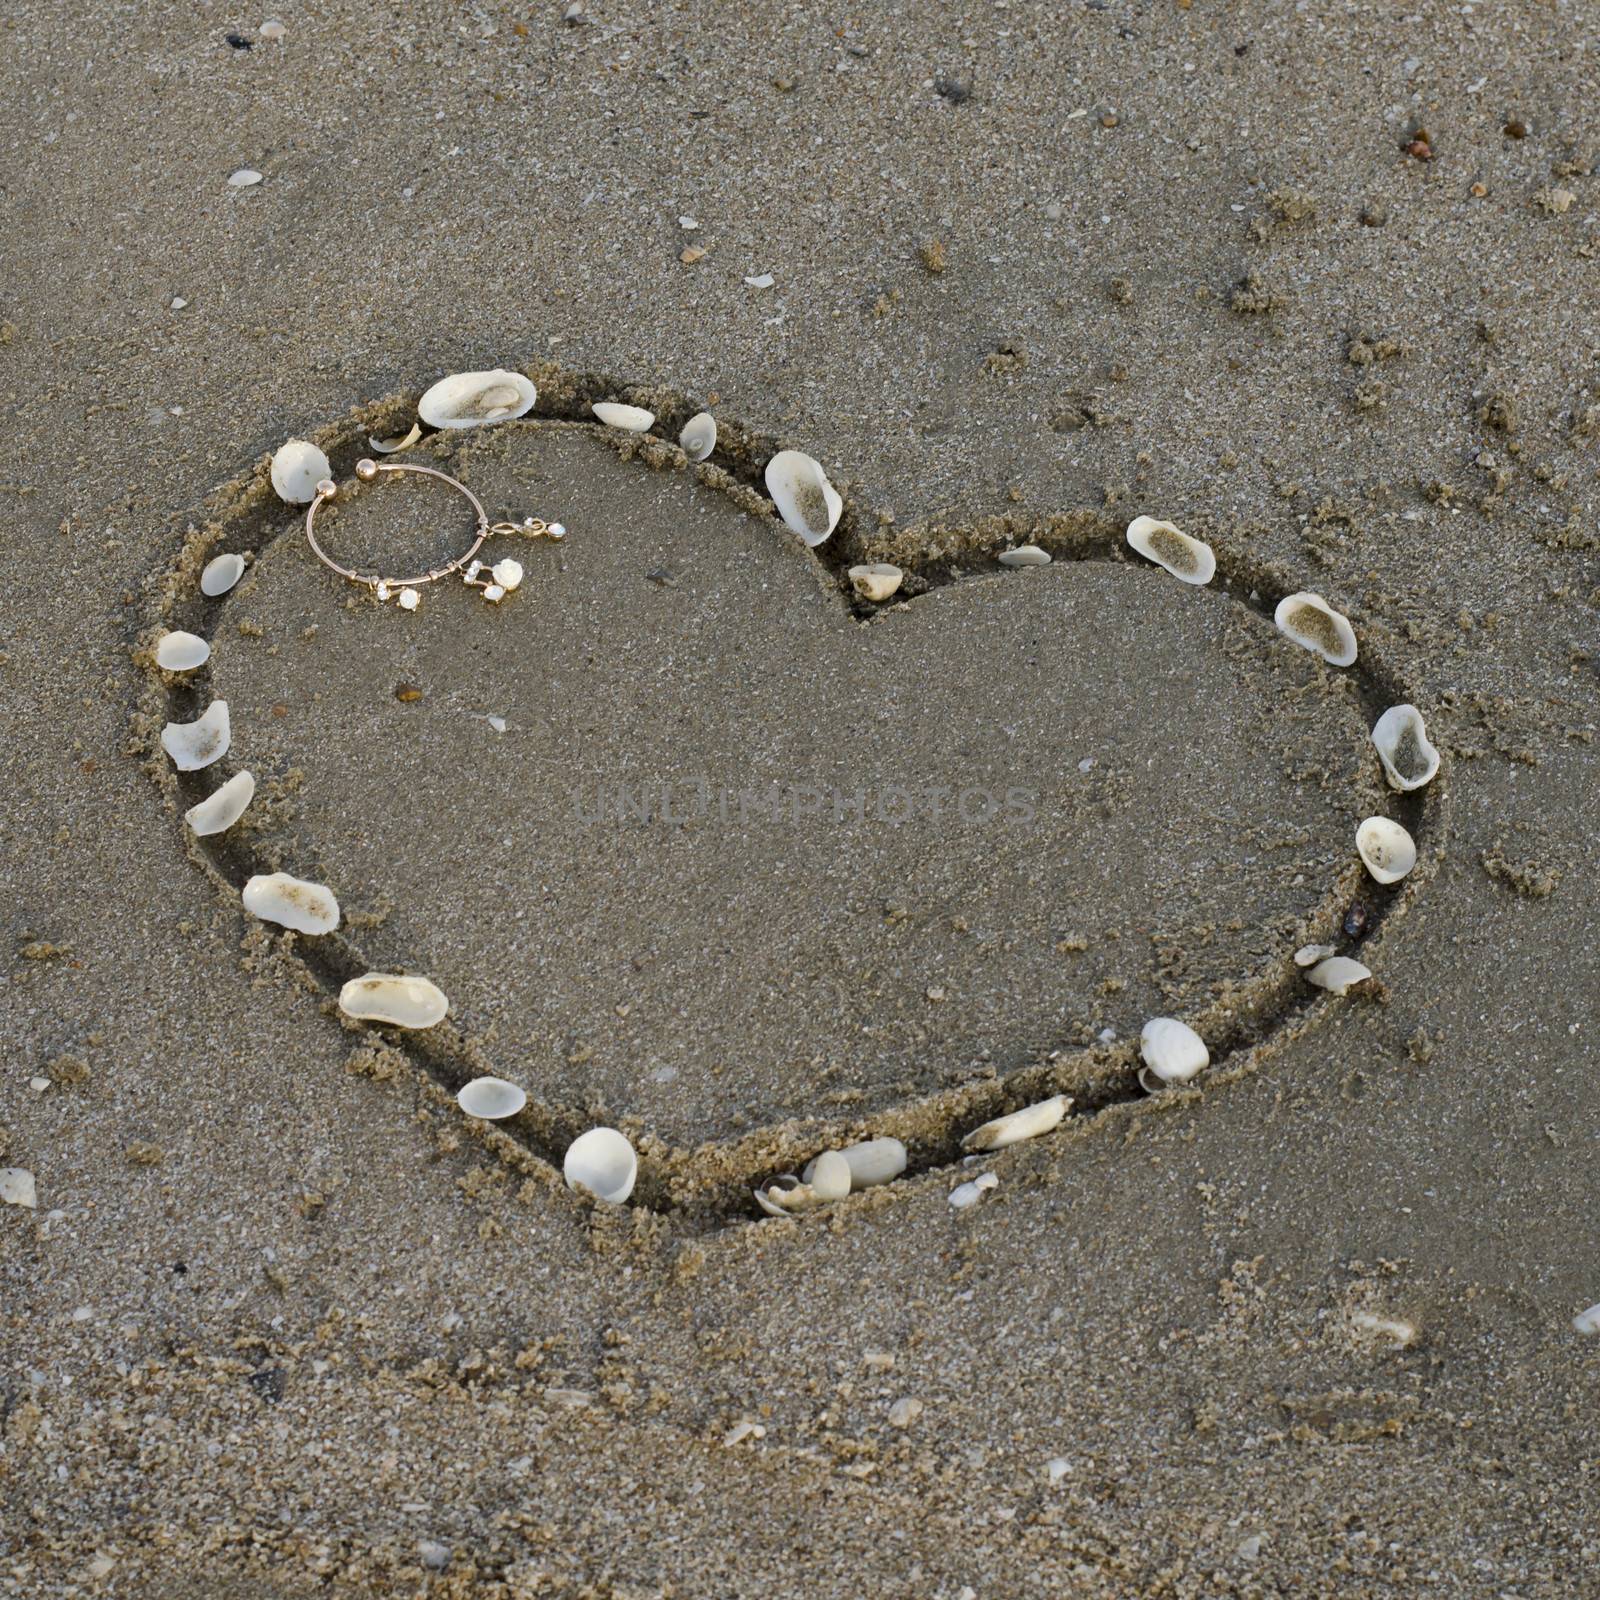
887, 1398, 924, 1428
753, 1175, 804, 1217
591, 401, 655, 432
563, 1126, 637, 1204
723, 1420, 766, 1447
270, 439, 332, 504
154, 631, 210, 671
1371, 704, 1440, 792
1572, 1302, 1600, 1336
339, 972, 449, 1029
997, 544, 1051, 567
1356, 817, 1417, 884
1125, 516, 1215, 585
201, 553, 245, 596
949, 1171, 1000, 1209
805, 1137, 907, 1191
161, 701, 230, 771
743, 273, 775, 289
764, 450, 842, 546
1294, 942, 1337, 968
1139, 1017, 1209, 1088
228, 168, 262, 188
184, 770, 255, 836
1274, 591, 1358, 667
1, 1168, 37, 1209
241, 871, 340, 935
1046, 1457, 1072, 1484
491, 559, 523, 592
679, 411, 717, 461
419, 369, 536, 429
848, 563, 904, 602
807, 1150, 853, 1202
456, 1077, 527, 1120
1306, 956, 1372, 995
259, 18, 286, 39
961, 1093, 1069, 1152
369, 421, 421, 453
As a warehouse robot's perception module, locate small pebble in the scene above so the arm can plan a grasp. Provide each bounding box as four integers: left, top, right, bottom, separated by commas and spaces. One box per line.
0, 1169, 37, 1209
887, 1397, 924, 1428
259, 18, 287, 40
30, 1077, 49, 1093
949, 1171, 999, 1209
227, 168, 263, 188
743, 273, 775, 288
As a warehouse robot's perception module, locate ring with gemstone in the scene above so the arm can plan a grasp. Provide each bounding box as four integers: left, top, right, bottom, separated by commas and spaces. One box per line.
303, 458, 566, 613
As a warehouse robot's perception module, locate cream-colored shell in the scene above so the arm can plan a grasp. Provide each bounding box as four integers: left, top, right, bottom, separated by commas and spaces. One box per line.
1371, 704, 1440, 792
764, 450, 842, 546
241, 871, 340, 935
803, 1137, 906, 1190
419, 370, 536, 429
1573, 1302, 1600, 1336
1274, 591, 1358, 667
161, 701, 230, 771
848, 563, 904, 602
1294, 942, 1337, 968
563, 1126, 637, 1204
1125, 517, 1215, 585
201, 553, 246, 596
338, 972, 449, 1029
0, 1168, 37, 1209
949, 1171, 1000, 1209
155, 631, 210, 671
997, 545, 1051, 567
1139, 1016, 1209, 1088
456, 1077, 527, 1120
1306, 956, 1371, 995
1356, 817, 1417, 884
369, 421, 421, 454
270, 439, 332, 504
591, 401, 655, 432
679, 410, 717, 461
961, 1093, 1069, 1152
184, 770, 255, 837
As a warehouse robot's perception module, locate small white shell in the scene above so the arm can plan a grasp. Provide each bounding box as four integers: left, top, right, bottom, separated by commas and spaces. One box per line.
1356, 817, 1417, 884
592, 401, 655, 432
807, 1150, 853, 1202
949, 1171, 1000, 1209
1139, 1017, 1209, 1089
961, 1093, 1069, 1152
1294, 942, 1337, 968
1306, 956, 1372, 995
338, 972, 449, 1029
370, 421, 421, 454
563, 1126, 637, 1204
754, 1174, 804, 1217
997, 544, 1051, 567
201, 553, 246, 596
764, 450, 842, 546
1125, 516, 1215, 585
0, 1168, 37, 1209
154, 631, 210, 672
184, 770, 255, 837
491, 558, 523, 592
419, 369, 536, 429
161, 701, 230, 771
1274, 591, 1358, 667
270, 439, 332, 504
228, 168, 263, 188
457, 1076, 527, 1120
1573, 1302, 1600, 1336
805, 1137, 906, 1190
679, 410, 717, 461
848, 563, 904, 602
241, 871, 340, 935
1371, 704, 1440, 792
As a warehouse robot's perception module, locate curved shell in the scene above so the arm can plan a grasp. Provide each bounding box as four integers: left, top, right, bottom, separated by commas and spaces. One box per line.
201, 553, 246, 597
1573, 1302, 1600, 1336
679, 410, 717, 461
1294, 942, 1337, 968
184, 770, 255, 837
241, 871, 340, 935
161, 701, 230, 771
754, 1174, 804, 1218
764, 450, 842, 546
997, 544, 1051, 567
1356, 817, 1417, 884
1274, 591, 1358, 667
338, 972, 449, 1029
270, 439, 332, 504
807, 1149, 853, 1202
1371, 704, 1440, 792
369, 420, 421, 454
563, 1126, 637, 1204
1125, 516, 1215, 585
592, 401, 655, 432
949, 1171, 1000, 1210
961, 1093, 1069, 1152
419, 369, 536, 429
848, 563, 904, 602
154, 631, 210, 672
1306, 955, 1372, 995
1139, 1016, 1209, 1089
804, 1137, 906, 1190
457, 1076, 527, 1120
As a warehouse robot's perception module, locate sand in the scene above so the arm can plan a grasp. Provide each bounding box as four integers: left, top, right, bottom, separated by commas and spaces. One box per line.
2, 2, 1598, 1595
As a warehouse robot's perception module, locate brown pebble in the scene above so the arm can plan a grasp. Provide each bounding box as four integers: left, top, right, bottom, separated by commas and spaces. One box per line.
1502, 118, 1528, 139
270, 703, 288, 719
1470, 182, 1488, 198
394, 683, 424, 703
1406, 138, 1434, 162
679, 245, 707, 265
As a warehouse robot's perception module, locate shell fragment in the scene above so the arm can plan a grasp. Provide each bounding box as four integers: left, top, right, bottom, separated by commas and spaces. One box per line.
161, 701, 230, 771
764, 450, 842, 546
155, 631, 210, 672
241, 871, 340, 935
591, 401, 655, 432
1371, 704, 1440, 792
1125, 516, 1215, 584
1274, 591, 1358, 667
1306, 956, 1372, 995
184, 770, 255, 836
338, 973, 449, 1029
961, 1093, 1069, 1152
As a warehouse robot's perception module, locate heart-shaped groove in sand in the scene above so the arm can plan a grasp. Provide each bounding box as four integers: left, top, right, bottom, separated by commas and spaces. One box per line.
139, 365, 1445, 1230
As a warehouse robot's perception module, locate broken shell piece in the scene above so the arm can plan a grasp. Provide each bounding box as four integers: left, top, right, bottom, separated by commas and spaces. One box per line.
805, 1137, 906, 1191
419, 369, 536, 429
1125, 516, 1216, 585
961, 1093, 1069, 1152
849, 563, 904, 602
270, 439, 332, 504
1274, 591, 1358, 667
1371, 704, 1440, 792
764, 449, 842, 546
753, 1174, 805, 1217
949, 1171, 999, 1209
563, 1126, 637, 1204
0, 1168, 37, 1209
491, 558, 523, 592
184, 770, 255, 837
997, 544, 1051, 567
201, 553, 246, 596
241, 871, 340, 935
1294, 942, 1337, 968
338, 972, 449, 1029
1306, 956, 1372, 995
679, 410, 717, 461
1356, 817, 1417, 884
1139, 1016, 1209, 1090
369, 421, 421, 454
161, 701, 230, 771
1573, 1302, 1600, 1336
456, 1076, 527, 1121
154, 631, 210, 671
591, 401, 655, 432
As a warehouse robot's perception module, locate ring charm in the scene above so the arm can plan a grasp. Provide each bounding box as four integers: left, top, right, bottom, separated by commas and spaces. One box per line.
303, 458, 566, 612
